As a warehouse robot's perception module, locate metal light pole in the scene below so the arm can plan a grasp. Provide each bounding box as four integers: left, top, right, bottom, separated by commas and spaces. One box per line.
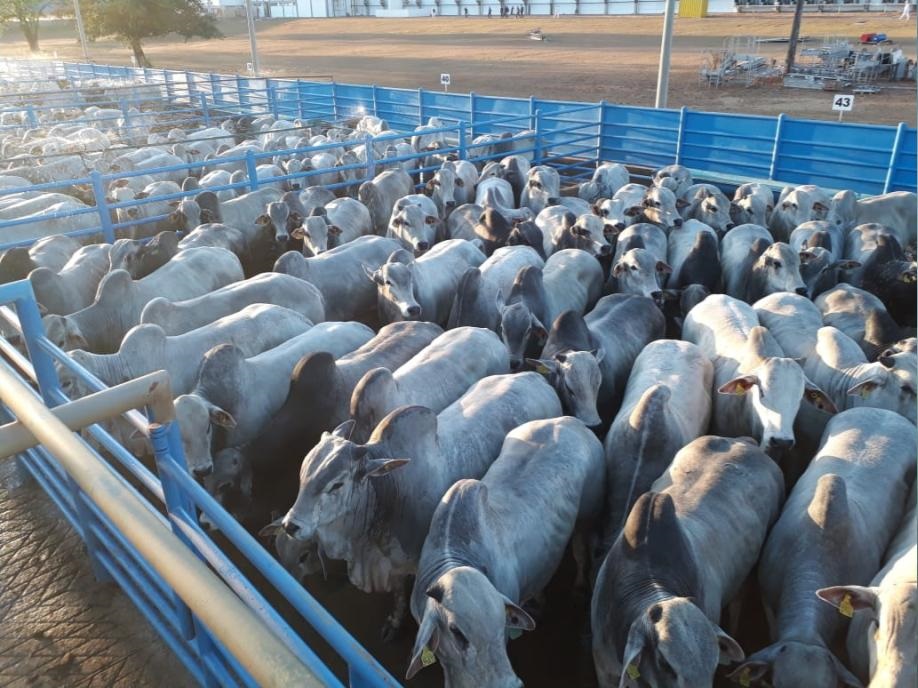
72, 0, 90, 61
654, 0, 676, 109
244, 0, 261, 76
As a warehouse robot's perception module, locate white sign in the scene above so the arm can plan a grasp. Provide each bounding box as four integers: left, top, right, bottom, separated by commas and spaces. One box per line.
440, 73, 451, 86
832, 94, 854, 112
246, 62, 254, 75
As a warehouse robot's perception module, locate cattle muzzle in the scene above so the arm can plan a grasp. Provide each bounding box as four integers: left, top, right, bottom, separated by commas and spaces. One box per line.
767, 437, 794, 454
672, 217, 683, 227
795, 287, 808, 296
192, 465, 213, 480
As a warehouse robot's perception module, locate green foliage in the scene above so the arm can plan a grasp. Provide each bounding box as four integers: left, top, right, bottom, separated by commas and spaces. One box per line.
0, 1, 55, 51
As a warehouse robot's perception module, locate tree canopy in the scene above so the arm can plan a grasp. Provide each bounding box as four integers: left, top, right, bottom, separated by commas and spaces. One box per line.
84, 0, 222, 67
0, 1, 56, 52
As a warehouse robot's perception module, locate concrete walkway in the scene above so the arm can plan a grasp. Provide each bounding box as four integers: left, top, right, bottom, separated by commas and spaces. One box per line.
0, 458, 196, 688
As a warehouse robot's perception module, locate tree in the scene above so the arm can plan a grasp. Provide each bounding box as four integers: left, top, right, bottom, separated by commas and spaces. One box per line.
0, 1, 55, 52
784, 0, 805, 75
83, 0, 221, 68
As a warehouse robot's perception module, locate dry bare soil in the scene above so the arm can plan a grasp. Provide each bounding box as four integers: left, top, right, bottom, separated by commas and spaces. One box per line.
2, 13, 916, 125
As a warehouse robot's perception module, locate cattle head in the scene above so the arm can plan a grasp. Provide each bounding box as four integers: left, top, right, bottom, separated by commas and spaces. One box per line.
169, 198, 201, 231
727, 641, 862, 688
799, 248, 860, 299
643, 186, 682, 229
364, 253, 421, 323
619, 597, 744, 688
42, 313, 88, 352
750, 243, 807, 300
281, 419, 409, 545
521, 166, 561, 216
847, 353, 917, 421
294, 215, 340, 256
595, 197, 639, 235
273, 529, 326, 582
718, 331, 835, 455
409, 550, 531, 688
572, 214, 612, 257
349, 367, 400, 445
175, 393, 237, 480
528, 350, 603, 427
611, 248, 670, 300
498, 298, 546, 371
689, 189, 734, 234
427, 166, 458, 217
818, 576, 917, 688
388, 204, 438, 256
259, 201, 291, 246
825, 189, 857, 232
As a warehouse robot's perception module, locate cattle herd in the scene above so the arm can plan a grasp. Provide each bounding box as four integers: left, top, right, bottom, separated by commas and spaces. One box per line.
0, 100, 916, 688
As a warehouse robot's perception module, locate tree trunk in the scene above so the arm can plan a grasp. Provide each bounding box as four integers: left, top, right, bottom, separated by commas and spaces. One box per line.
784, 0, 805, 75
130, 39, 152, 68
20, 20, 40, 52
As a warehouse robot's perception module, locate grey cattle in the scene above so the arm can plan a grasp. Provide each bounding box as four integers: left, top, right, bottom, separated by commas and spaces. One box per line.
666, 218, 721, 291
324, 197, 373, 244
752, 292, 824, 363
409, 417, 604, 687
680, 183, 734, 234
274, 235, 403, 323
578, 163, 630, 203
499, 266, 549, 372
652, 164, 693, 197
799, 246, 860, 300
683, 294, 835, 454
769, 184, 831, 242
446, 203, 482, 242
387, 194, 443, 256
0, 235, 81, 284
366, 240, 486, 326
730, 408, 915, 688
613, 223, 668, 263
817, 483, 916, 687
595, 184, 647, 234
532, 310, 604, 428
520, 165, 562, 215
790, 220, 844, 261
476, 177, 534, 224
175, 188, 282, 233
592, 436, 783, 688
611, 248, 671, 300
448, 246, 545, 331
816, 283, 905, 360
721, 224, 807, 302
349, 327, 508, 443
141, 272, 325, 335
601, 340, 713, 546
585, 294, 666, 414
642, 185, 683, 231
451, 160, 478, 206
425, 163, 459, 218
108, 231, 179, 279
29, 244, 112, 316
62, 304, 312, 399
43, 247, 244, 353
536, 207, 612, 258
541, 248, 604, 325
280, 372, 562, 636
804, 326, 916, 424
358, 169, 414, 236
177, 321, 374, 479
834, 191, 917, 252
731, 183, 774, 228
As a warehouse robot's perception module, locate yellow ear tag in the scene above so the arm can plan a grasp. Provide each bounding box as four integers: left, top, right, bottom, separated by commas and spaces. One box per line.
626, 663, 641, 680
839, 593, 854, 618
738, 667, 752, 687
421, 647, 437, 667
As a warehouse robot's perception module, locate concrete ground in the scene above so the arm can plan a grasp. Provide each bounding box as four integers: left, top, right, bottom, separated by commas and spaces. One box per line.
0, 457, 195, 688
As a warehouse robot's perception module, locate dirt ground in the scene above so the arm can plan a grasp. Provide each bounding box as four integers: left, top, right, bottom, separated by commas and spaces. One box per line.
2, 13, 915, 125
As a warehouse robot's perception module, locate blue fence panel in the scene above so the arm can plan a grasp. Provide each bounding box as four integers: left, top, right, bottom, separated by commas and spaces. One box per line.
419, 90, 472, 125
773, 118, 897, 193
888, 126, 917, 193
471, 94, 529, 135
679, 110, 775, 180
296, 80, 335, 121
334, 83, 377, 122
600, 103, 680, 170
372, 86, 421, 131
536, 100, 602, 178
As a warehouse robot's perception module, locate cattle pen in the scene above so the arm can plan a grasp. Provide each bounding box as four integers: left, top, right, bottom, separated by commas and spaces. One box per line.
0, 55, 914, 687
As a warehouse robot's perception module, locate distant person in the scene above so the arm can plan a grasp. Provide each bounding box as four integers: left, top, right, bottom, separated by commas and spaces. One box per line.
464, 7, 468, 14
900, 1, 912, 19
488, 6, 492, 15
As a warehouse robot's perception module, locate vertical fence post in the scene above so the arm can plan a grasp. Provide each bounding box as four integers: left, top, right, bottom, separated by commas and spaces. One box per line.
267, 80, 279, 117
469, 92, 477, 141
533, 109, 542, 163
149, 422, 220, 687
594, 100, 605, 168
119, 98, 132, 128
417, 88, 424, 126
529, 95, 536, 131
210, 73, 221, 108
883, 121, 906, 194
90, 170, 116, 244
165, 70, 176, 104
331, 81, 339, 121
364, 134, 376, 182
674, 105, 687, 165
768, 113, 786, 181
199, 93, 210, 126
371, 84, 378, 118
25, 105, 38, 129
245, 150, 259, 191
458, 121, 467, 161
296, 79, 306, 121
186, 71, 196, 104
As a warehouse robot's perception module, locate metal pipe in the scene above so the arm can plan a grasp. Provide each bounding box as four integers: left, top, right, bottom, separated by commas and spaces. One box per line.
0, 370, 172, 458
655, 0, 676, 109
0, 359, 322, 688
72, 0, 90, 62
244, 0, 261, 77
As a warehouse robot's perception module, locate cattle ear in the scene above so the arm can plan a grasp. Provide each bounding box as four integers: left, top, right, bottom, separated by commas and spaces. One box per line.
816, 585, 878, 615
718, 375, 759, 396
655, 261, 672, 274
200, 209, 216, 224
207, 403, 237, 429
714, 625, 745, 665
327, 225, 342, 236
612, 261, 626, 277
363, 457, 410, 479
531, 322, 547, 345
526, 358, 558, 380
255, 214, 270, 226
501, 595, 535, 631
812, 201, 828, 213
675, 197, 690, 210
590, 347, 606, 365
726, 661, 770, 686
168, 200, 181, 208
591, 202, 603, 216
618, 622, 647, 688
624, 206, 642, 217
798, 249, 816, 264
832, 260, 860, 271
406, 605, 440, 680
847, 372, 886, 399
290, 226, 306, 240
802, 381, 837, 414
361, 263, 383, 285
900, 266, 917, 284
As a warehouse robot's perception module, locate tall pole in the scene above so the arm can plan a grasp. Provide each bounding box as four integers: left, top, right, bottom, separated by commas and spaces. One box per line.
72, 0, 89, 61
654, 0, 676, 108
784, 0, 805, 75
244, 0, 261, 76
